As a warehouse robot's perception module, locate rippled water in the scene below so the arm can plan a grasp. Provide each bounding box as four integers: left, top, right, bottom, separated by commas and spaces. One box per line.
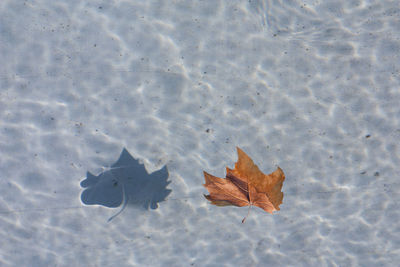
0, 1, 399, 266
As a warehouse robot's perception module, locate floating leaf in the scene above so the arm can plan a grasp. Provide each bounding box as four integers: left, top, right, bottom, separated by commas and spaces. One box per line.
203, 147, 285, 222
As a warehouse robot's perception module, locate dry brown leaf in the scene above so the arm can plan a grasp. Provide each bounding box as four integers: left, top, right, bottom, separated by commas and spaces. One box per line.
203, 147, 285, 222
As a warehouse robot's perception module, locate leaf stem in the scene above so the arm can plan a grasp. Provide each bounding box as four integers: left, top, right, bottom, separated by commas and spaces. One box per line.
242, 204, 252, 223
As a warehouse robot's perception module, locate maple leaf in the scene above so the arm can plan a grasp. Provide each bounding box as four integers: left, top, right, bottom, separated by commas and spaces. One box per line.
203, 147, 285, 223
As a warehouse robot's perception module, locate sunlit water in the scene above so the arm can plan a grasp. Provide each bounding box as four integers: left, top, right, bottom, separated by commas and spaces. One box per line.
0, 1, 399, 266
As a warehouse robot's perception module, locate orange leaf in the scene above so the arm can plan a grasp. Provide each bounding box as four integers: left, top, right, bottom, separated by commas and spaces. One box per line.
203, 147, 285, 222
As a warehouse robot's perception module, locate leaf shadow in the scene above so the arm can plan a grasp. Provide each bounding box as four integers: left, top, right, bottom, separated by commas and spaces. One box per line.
80, 148, 171, 221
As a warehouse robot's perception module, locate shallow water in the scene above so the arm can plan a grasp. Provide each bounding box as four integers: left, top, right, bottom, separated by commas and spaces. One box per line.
0, 1, 399, 266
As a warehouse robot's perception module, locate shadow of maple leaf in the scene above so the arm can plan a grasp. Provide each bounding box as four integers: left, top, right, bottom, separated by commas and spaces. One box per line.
80, 148, 171, 221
